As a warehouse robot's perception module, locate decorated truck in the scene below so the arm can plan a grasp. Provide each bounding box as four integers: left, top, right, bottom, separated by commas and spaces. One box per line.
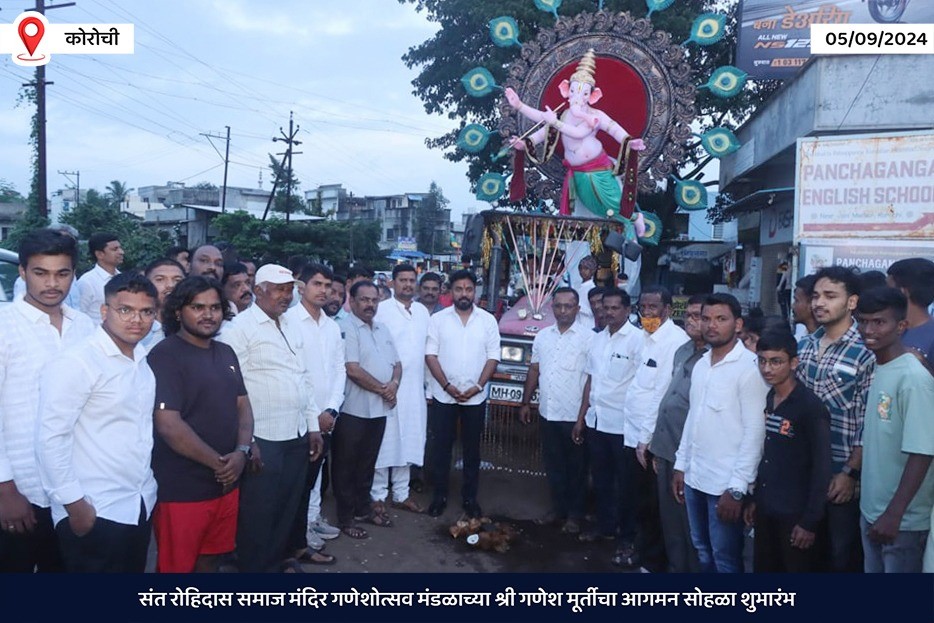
474, 210, 631, 408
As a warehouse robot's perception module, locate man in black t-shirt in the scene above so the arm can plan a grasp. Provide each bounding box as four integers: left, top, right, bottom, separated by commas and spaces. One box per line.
147, 276, 254, 573
745, 330, 831, 572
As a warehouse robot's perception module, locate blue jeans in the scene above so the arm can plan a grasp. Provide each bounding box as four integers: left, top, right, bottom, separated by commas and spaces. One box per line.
860, 515, 928, 573
684, 485, 744, 573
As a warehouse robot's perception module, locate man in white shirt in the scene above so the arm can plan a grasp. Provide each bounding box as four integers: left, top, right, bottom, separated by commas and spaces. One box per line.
75, 231, 123, 322
425, 270, 500, 519
574, 256, 597, 328
141, 257, 185, 351
285, 263, 345, 559
621, 285, 688, 569
222, 262, 253, 315
519, 287, 593, 535
334, 281, 402, 539
218, 263, 324, 573
572, 288, 643, 552
37, 273, 158, 572
673, 293, 769, 573
0, 229, 95, 572
372, 264, 430, 515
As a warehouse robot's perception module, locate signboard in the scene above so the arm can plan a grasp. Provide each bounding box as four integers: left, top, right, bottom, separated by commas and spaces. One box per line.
799, 238, 934, 277
736, 1, 856, 79
759, 203, 794, 245
795, 132, 934, 240
397, 237, 417, 252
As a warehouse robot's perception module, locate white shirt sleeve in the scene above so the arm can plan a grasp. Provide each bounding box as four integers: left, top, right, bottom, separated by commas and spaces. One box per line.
728, 366, 769, 492
426, 314, 441, 357
484, 315, 501, 362
36, 355, 95, 507
327, 323, 347, 412
636, 335, 689, 445
76, 275, 96, 320
0, 331, 12, 482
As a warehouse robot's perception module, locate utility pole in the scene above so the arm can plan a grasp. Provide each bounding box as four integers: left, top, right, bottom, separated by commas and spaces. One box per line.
20, 0, 75, 219
200, 126, 230, 212
272, 111, 302, 223
58, 169, 79, 211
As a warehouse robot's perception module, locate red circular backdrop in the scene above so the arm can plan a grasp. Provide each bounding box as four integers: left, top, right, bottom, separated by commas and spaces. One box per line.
540, 56, 648, 160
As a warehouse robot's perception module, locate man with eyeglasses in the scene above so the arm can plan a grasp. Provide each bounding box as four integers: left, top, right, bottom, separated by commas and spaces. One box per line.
37, 273, 159, 572
744, 330, 830, 572
147, 276, 254, 572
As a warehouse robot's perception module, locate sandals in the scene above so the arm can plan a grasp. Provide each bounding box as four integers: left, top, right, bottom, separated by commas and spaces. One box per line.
341, 524, 369, 539
295, 548, 336, 566
361, 511, 393, 528
391, 497, 425, 514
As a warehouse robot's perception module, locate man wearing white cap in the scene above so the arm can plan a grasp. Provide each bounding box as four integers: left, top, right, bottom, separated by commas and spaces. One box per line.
218, 263, 325, 573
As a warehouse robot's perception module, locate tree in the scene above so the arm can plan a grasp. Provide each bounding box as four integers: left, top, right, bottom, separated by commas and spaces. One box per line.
415, 181, 451, 256
105, 180, 131, 211
212, 210, 387, 274
400, 0, 780, 281
60, 187, 169, 272
267, 154, 307, 217
2, 86, 49, 251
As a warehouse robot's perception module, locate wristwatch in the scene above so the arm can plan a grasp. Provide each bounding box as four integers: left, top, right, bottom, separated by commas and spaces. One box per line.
727, 488, 745, 502
236, 444, 253, 460
841, 465, 860, 480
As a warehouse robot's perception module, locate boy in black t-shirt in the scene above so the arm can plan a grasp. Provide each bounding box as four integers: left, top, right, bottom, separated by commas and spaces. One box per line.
745, 330, 832, 572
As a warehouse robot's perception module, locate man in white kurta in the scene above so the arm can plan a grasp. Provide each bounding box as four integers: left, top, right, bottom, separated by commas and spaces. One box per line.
371, 265, 429, 512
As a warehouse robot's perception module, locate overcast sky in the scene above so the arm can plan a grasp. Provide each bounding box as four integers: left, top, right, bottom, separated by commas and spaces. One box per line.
0, 0, 485, 219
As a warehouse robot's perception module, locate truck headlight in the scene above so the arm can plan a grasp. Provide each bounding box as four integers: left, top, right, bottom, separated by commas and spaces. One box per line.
501, 345, 524, 362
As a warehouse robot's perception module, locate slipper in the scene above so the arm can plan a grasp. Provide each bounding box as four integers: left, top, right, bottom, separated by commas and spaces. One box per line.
341, 525, 369, 539
279, 558, 306, 573
361, 511, 393, 528
391, 497, 424, 514
296, 548, 336, 566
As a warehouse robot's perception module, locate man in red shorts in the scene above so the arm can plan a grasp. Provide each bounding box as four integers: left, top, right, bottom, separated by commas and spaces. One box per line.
147, 276, 255, 572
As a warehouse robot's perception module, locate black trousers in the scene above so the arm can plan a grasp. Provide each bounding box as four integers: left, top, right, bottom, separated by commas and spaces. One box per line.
237, 436, 308, 572
586, 427, 636, 542
820, 497, 864, 572
754, 511, 821, 572
56, 499, 150, 573
540, 419, 586, 520
0, 504, 63, 573
288, 433, 331, 553
628, 446, 668, 571
428, 400, 485, 505
331, 414, 386, 527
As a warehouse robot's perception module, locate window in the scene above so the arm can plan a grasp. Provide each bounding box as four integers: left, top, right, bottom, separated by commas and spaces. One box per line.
386, 228, 396, 241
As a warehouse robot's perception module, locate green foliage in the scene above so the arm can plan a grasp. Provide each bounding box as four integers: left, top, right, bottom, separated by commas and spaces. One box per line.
212, 211, 388, 274
267, 154, 308, 217
415, 181, 451, 255
59, 188, 169, 273
3, 86, 50, 251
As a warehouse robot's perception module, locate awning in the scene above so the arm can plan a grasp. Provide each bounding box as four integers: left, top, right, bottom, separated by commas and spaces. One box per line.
722, 187, 793, 215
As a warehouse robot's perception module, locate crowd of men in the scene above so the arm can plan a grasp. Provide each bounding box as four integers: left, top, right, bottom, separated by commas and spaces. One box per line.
1, 225, 933, 575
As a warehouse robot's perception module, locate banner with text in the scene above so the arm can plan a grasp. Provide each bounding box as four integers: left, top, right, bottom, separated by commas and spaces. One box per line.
795, 132, 934, 240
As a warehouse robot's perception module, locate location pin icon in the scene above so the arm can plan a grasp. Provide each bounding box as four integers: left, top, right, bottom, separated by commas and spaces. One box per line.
18, 16, 45, 57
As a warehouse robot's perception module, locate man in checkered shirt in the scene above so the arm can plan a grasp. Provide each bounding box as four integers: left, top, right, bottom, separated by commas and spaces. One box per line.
796, 266, 875, 572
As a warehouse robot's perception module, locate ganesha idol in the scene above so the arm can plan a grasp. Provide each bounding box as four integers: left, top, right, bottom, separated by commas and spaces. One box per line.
506, 49, 646, 235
